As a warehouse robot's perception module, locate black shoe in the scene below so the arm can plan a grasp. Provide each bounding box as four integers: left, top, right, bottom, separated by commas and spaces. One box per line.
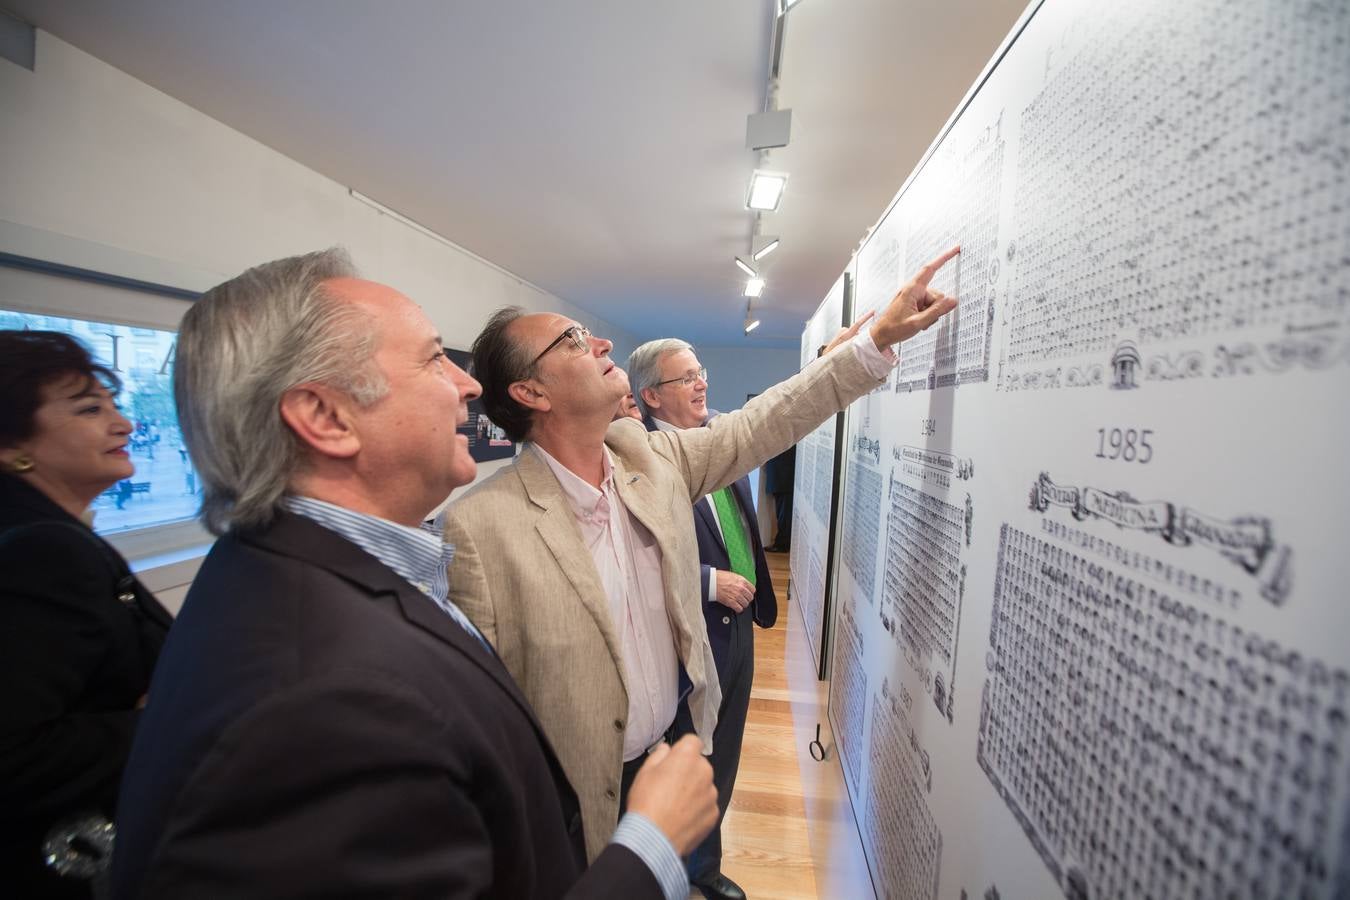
692, 872, 746, 900
765, 543, 787, 553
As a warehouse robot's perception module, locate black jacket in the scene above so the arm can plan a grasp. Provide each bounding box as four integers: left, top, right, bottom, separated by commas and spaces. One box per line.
0, 474, 171, 899
112, 510, 662, 899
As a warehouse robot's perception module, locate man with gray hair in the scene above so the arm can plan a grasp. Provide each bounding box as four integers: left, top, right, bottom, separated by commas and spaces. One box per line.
626, 337, 774, 900
111, 248, 718, 900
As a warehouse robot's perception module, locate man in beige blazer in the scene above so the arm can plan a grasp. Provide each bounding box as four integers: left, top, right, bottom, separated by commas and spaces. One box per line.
444, 247, 959, 868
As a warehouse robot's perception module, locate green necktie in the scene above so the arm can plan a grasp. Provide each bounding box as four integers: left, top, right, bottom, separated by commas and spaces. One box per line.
711, 486, 756, 587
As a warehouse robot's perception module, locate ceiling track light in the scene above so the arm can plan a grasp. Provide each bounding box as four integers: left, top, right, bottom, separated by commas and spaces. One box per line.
743, 277, 766, 298
752, 237, 780, 261
744, 318, 761, 334
746, 110, 792, 151
746, 170, 788, 212
734, 256, 757, 277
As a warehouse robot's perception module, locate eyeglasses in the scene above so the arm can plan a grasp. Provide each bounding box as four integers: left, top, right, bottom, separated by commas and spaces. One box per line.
532, 324, 591, 364
655, 367, 708, 388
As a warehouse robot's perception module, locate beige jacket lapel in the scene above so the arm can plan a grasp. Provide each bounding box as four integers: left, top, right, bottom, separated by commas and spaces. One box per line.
611, 454, 701, 682
515, 447, 630, 702
608, 454, 658, 539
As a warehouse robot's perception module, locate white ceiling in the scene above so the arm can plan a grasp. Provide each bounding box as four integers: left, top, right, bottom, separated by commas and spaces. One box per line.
5, 0, 1029, 347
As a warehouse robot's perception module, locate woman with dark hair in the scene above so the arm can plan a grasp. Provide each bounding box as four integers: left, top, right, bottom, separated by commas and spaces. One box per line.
0, 330, 172, 899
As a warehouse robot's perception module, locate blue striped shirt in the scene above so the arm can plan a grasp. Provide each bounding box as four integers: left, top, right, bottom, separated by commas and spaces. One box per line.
281, 496, 686, 899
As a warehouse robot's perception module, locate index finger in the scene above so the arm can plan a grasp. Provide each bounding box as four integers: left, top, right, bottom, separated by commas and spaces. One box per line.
846, 309, 877, 334
915, 244, 961, 285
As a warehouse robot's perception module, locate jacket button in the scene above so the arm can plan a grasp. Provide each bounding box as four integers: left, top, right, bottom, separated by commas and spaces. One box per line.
605, 788, 617, 800
722, 616, 731, 625
613, 718, 625, 731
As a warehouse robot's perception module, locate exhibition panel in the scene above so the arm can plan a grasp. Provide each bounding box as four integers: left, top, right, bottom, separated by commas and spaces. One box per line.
790, 269, 851, 676
819, 0, 1350, 896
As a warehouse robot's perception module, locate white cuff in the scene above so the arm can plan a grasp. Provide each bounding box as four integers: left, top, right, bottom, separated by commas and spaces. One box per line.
853, 327, 899, 378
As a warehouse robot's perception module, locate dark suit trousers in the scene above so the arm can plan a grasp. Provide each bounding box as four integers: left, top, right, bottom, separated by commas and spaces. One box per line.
619, 725, 678, 816
672, 605, 754, 880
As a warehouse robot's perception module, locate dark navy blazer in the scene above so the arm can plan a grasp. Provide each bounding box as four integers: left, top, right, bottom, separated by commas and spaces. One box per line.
645, 415, 777, 671
111, 511, 660, 900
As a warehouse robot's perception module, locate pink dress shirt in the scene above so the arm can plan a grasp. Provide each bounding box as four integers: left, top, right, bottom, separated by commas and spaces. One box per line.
532, 444, 681, 761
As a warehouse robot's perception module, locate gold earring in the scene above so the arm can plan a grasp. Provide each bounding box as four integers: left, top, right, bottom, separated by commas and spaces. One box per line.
9, 454, 35, 474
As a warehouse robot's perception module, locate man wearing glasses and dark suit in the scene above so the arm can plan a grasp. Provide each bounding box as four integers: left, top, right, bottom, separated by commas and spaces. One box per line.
625, 338, 775, 900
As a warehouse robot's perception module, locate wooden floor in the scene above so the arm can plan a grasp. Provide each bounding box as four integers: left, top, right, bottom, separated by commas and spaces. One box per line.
695, 549, 819, 900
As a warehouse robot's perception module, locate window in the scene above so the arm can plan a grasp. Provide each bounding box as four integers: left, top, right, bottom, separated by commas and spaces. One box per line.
1, 308, 197, 537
